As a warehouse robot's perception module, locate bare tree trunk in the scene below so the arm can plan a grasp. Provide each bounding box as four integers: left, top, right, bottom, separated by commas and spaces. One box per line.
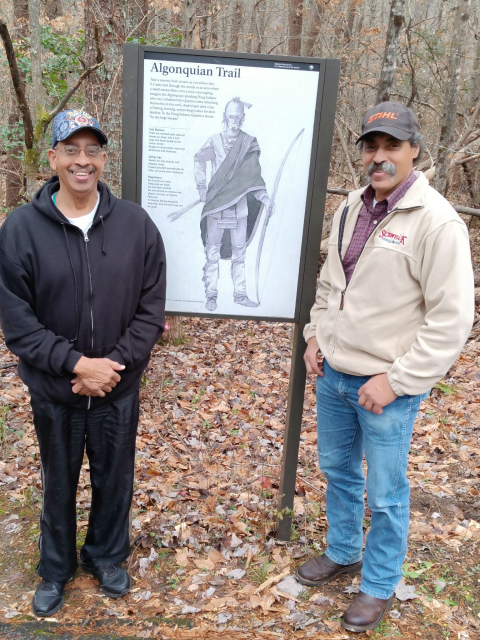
229, 2, 242, 52
375, 0, 405, 104
253, 0, 266, 53
341, 0, 357, 74
182, 0, 197, 48
178, 0, 202, 343
84, 0, 148, 196
404, 20, 416, 107
25, 0, 48, 200
6, 0, 28, 208
0, 16, 37, 202
344, 0, 356, 46
471, 28, 480, 104
29, 0, 45, 110
5, 111, 23, 208
198, 0, 212, 49
288, 0, 303, 56
303, 0, 324, 56
44, 0, 64, 19
334, 120, 359, 189
462, 161, 479, 208
433, 0, 470, 196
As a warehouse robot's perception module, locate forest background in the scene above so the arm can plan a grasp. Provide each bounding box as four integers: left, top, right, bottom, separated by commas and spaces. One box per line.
1, 0, 480, 209
0, 2, 480, 640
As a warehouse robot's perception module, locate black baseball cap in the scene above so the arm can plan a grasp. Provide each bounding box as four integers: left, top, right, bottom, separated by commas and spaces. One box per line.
356, 101, 419, 144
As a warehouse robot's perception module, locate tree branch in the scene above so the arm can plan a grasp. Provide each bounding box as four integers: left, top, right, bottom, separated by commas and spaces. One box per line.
334, 120, 359, 189
46, 61, 105, 125
326, 187, 480, 218
451, 153, 480, 168
267, 38, 287, 54
0, 18, 34, 149
453, 98, 480, 152
405, 20, 417, 107
0, 166, 23, 178
336, 114, 359, 140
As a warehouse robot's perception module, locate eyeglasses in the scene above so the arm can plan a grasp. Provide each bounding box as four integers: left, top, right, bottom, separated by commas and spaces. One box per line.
55, 144, 104, 158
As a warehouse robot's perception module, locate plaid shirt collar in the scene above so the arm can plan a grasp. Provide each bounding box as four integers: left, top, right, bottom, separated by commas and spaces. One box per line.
361, 170, 417, 213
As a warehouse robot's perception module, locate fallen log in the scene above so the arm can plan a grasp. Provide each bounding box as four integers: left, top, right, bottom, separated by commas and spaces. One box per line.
326, 187, 480, 218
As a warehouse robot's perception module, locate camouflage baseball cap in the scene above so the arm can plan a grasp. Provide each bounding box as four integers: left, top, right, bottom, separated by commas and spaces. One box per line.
52, 109, 108, 148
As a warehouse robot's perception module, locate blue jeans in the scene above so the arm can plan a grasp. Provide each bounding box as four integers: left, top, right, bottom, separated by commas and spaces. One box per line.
316, 360, 428, 599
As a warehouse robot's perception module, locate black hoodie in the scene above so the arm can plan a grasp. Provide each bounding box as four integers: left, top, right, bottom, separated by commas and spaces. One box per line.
0, 176, 166, 408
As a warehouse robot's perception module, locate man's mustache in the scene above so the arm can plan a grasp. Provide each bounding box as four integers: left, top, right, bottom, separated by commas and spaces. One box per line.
68, 165, 97, 172
368, 161, 396, 176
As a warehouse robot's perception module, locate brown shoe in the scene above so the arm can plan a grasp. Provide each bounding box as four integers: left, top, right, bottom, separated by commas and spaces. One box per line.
295, 554, 363, 586
341, 591, 395, 632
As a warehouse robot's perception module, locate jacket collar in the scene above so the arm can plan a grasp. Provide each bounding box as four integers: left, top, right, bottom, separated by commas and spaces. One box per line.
346, 171, 428, 212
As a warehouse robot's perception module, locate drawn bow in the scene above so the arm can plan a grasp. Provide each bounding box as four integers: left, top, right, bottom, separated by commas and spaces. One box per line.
255, 128, 305, 306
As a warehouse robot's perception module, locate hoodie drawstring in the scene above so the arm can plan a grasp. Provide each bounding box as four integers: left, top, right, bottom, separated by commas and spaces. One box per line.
100, 216, 107, 255
62, 224, 80, 344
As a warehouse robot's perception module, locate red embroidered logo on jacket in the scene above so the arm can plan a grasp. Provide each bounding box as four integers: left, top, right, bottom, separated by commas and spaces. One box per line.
379, 229, 407, 245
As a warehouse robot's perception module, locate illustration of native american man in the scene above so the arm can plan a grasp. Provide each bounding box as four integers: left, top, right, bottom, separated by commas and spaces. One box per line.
194, 97, 272, 312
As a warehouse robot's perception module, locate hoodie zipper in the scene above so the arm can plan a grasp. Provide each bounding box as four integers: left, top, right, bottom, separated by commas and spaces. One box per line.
52, 188, 103, 410
83, 229, 94, 410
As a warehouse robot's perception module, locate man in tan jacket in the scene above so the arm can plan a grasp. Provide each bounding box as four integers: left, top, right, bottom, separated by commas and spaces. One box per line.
295, 102, 474, 633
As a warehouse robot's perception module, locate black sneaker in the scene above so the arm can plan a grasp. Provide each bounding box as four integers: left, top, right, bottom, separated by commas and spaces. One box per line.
32, 578, 71, 617
81, 562, 131, 598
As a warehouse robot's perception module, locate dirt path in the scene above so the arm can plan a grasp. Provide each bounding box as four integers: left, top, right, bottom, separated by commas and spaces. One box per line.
0, 313, 479, 639
0, 207, 479, 639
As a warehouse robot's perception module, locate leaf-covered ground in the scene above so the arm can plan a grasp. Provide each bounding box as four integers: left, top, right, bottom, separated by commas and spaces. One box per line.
0, 208, 479, 639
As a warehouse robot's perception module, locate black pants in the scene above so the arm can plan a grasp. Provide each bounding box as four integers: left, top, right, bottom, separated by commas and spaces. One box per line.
31, 391, 139, 583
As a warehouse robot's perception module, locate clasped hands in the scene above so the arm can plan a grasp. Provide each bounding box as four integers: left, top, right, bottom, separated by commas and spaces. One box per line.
304, 337, 397, 414
71, 356, 125, 397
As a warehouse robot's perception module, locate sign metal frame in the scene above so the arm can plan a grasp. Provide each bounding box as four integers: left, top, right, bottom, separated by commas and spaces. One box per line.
122, 44, 340, 540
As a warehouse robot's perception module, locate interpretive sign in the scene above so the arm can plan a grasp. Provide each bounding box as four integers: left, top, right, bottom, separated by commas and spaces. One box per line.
123, 46, 339, 323
123, 45, 339, 540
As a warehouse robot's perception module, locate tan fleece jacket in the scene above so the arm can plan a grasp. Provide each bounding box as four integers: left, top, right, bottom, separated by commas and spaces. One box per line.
304, 172, 475, 396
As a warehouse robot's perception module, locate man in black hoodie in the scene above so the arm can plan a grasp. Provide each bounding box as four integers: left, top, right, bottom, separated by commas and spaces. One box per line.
0, 110, 166, 616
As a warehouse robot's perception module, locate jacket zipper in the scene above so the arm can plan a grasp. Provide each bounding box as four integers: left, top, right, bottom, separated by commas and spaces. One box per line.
339, 216, 381, 308
331, 198, 350, 361
332, 203, 422, 364
84, 230, 94, 410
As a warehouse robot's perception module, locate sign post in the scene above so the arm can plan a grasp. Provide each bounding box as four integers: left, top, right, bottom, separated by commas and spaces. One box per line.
122, 45, 340, 540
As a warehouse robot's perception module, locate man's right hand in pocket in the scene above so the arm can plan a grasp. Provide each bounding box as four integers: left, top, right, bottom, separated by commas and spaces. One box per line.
71, 357, 125, 397
304, 337, 324, 376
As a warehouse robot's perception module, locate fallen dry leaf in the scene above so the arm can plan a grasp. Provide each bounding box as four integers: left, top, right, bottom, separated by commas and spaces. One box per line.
175, 549, 189, 567
208, 549, 227, 564
395, 579, 418, 601
194, 558, 215, 571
